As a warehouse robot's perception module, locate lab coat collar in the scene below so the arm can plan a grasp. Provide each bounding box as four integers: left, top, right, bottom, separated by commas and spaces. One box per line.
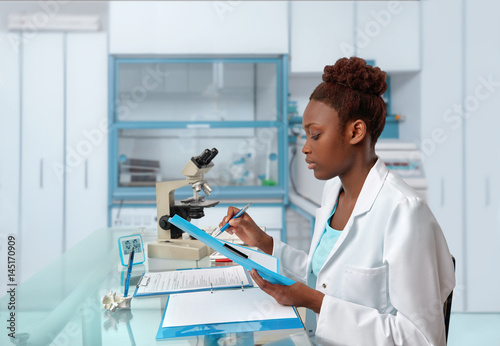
310, 158, 389, 270
349, 157, 389, 218
321, 157, 388, 218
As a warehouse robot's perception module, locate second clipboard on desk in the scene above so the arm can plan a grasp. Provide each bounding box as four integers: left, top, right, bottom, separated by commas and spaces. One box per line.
134, 243, 281, 297
134, 266, 253, 297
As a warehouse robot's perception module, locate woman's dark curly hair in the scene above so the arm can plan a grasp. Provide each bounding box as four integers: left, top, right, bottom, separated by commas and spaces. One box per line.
310, 57, 387, 147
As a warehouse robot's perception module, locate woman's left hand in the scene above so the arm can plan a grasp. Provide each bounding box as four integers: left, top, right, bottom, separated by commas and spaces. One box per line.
249, 269, 325, 314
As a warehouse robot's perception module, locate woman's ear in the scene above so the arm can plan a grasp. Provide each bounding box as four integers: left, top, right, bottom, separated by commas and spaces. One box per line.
347, 119, 367, 145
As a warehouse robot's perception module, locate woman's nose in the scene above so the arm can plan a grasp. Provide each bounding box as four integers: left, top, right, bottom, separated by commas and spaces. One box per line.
302, 141, 311, 154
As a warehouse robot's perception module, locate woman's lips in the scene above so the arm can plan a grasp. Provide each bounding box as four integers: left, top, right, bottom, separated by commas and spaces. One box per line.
305, 159, 316, 170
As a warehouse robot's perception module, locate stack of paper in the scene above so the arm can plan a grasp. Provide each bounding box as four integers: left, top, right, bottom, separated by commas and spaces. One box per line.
157, 288, 303, 339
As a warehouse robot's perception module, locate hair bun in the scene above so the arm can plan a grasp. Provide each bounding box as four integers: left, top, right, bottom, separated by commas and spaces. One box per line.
322, 57, 387, 96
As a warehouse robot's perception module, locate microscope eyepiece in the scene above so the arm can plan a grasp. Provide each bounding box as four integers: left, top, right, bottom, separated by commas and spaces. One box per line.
206, 148, 218, 163
192, 148, 219, 167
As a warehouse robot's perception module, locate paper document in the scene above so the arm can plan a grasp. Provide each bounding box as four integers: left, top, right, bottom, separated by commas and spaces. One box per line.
163, 288, 297, 328
135, 266, 252, 297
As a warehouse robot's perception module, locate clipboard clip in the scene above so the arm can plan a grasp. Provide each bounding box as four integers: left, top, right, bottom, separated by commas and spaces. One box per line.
223, 243, 248, 259
136, 275, 150, 287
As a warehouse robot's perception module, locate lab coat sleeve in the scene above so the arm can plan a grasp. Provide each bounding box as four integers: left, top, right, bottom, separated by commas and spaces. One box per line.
315, 197, 456, 346
272, 237, 309, 284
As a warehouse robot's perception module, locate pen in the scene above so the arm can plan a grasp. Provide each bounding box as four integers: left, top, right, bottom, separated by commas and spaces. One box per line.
213, 203, 252, 238
210, 258, 233, 263
124, 246, 135, 297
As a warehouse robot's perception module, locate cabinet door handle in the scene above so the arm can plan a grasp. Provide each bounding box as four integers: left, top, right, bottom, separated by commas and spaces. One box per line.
85, 159, 88, 189
39, 158, 44, 188
485, 177, 490, 207
440, 177, 445, 207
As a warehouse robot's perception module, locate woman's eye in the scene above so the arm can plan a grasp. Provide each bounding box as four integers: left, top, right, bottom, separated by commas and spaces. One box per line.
311, 133, 320, 140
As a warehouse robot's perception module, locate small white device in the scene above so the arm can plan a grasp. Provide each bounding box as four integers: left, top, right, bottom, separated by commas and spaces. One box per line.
118, 234, 145, 266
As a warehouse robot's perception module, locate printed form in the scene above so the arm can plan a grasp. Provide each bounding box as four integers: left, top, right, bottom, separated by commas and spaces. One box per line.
136, 266, 252, 296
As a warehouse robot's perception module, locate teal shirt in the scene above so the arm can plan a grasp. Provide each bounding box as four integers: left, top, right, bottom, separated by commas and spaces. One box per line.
311, 200, 343, 277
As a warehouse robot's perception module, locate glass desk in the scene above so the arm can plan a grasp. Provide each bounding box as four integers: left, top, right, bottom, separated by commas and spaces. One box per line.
0, 228, 312, 345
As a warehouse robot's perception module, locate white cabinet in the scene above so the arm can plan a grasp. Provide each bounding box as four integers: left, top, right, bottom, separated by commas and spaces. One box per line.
290, 1, 354, 73
20, 34, 65, 282
356, 1, 420, 72
464, 0, 500, 312
0, 33, 21, 292
0, 33, 21, 238
0, 33, 108, 283
420, 0, 464, 311
65, 33, 108, 250
422, 0, 500, 312
109, 1, 288, 55
290, 1, 420, 73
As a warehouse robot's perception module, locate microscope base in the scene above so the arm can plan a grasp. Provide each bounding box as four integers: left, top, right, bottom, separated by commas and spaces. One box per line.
147, 239, 213, 260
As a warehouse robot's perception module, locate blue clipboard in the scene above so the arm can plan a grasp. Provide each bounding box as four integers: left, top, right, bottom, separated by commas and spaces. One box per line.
156, 289, 304, 339
168, 215, 295, 286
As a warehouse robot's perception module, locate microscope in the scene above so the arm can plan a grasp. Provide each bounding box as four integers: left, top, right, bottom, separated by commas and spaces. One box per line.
148, 148, 220, 260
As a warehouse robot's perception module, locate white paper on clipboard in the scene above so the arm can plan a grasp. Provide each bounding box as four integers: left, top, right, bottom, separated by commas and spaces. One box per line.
162, 288, 297, 328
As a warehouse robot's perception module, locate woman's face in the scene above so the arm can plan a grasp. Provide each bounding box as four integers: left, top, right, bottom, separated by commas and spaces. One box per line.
302, 100, 353, 180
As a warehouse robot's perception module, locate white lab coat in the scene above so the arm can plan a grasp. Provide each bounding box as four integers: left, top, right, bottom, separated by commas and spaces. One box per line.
273, 158, 455, 346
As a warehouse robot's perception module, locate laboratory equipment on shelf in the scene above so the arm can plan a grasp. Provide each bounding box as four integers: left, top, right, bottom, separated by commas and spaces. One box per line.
375, 141, 427, 200
292, 139, 428, 207
148, 148, 220, 260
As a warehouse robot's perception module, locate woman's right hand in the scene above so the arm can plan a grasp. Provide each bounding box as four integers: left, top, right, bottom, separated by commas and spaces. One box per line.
219, 206, 274, 255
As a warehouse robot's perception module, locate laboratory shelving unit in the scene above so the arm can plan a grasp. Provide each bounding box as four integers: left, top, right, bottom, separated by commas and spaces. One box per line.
108, 56, 290, 241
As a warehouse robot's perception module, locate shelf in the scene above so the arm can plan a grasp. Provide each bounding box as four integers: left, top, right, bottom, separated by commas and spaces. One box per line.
108, 55, 290, 227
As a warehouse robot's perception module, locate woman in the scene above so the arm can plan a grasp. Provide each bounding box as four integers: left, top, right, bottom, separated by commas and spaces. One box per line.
220, 57, 455, 345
